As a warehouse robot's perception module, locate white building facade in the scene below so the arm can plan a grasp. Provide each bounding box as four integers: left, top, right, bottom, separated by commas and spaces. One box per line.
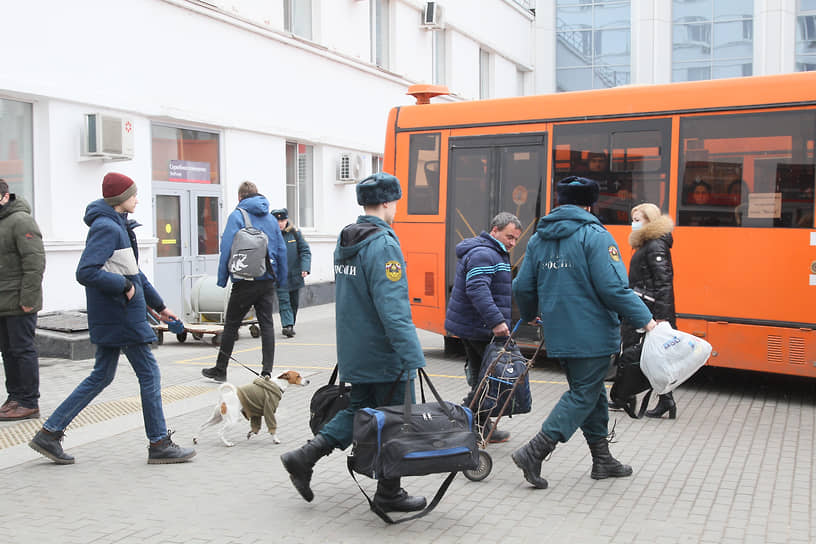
0, 0, 535, 317
2, 0, 813, 318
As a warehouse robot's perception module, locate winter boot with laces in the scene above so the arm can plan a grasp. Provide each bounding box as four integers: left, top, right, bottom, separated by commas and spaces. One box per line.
587, 437, 632, 479
148, 431, 196, 464
511, 431, 556, 489
29, 428, 75, 465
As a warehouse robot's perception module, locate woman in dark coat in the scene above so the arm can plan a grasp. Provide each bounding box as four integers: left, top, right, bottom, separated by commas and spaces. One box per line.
618, 203, 678, 418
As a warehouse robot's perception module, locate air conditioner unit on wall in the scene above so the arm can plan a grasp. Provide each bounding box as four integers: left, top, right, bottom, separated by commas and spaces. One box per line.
81, 113, 135, 161
336, 152, 364, 184
422, 2, 443, 29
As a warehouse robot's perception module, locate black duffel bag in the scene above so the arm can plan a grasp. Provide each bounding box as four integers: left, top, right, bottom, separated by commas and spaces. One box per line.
609, 336, 653, 419
309, 365, 350, 435
347, 368, 479, 524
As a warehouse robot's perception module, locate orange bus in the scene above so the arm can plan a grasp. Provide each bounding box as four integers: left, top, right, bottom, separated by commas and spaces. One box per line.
386, 72, 816, 378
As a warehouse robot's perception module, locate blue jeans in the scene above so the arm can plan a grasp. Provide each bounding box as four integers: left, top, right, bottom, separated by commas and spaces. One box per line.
44, 343, 167, 442
540, 356, 610, 444
0, 314, 40, 409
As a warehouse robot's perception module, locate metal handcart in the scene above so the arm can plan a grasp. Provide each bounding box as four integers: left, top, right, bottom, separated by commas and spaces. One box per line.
463, 320, 545, 482
150, 275, 260, 346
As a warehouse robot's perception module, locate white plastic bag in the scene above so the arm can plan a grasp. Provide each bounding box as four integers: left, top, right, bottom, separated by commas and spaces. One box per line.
640, 321, 712, 395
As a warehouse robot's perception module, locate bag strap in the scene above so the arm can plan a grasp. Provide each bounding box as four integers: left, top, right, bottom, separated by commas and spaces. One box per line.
404, 368, 455, 421
622, 389, 653, 419
346, 458, 458, 525
328, 364, 348, 394
238, 207, 253, 228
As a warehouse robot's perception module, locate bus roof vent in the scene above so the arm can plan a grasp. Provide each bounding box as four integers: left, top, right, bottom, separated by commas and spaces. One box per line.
407, 84, 449, 105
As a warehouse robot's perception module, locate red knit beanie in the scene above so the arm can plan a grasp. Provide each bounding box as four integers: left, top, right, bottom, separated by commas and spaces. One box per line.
102, 172, 137, 206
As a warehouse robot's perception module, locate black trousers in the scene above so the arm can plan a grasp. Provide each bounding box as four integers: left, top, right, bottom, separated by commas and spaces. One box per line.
461, 338, 490, 413
216, 279, 276, 375
0, 313, 40, 408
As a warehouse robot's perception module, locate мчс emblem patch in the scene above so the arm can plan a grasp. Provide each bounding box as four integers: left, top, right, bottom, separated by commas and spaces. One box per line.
385, 260, 402, 281
608, 245, 620, 262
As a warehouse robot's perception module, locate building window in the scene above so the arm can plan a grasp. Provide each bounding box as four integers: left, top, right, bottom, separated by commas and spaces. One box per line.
284, 0, 312, 40
672, 0, 753, 82
151, 125, 220, 183
432, 29, 446, 85
796, 0, 816, 71
371, 0, 390, 68
479, 48, 490, 99
556, 0, 631, 92
0, 98, 34, 209
286, 142, 314, 228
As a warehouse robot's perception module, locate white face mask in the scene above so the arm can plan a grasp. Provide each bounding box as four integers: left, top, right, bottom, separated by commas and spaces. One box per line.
631, 220, 643, 231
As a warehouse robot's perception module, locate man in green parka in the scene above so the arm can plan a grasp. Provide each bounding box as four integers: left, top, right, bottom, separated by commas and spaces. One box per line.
281, 172, 427, 514
0, 179, 45, 421
511, 176, 656, 490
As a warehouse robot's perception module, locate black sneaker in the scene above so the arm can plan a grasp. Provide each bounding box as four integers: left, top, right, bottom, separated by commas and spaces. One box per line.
148, 431, 196, 464
201, 366, 226, 382
29, 428, 75, 465
282, 326, 295, 338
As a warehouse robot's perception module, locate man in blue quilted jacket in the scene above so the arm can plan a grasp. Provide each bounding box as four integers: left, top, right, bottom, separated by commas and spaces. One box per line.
29, 172, 195, 465
444, 212, 522, 443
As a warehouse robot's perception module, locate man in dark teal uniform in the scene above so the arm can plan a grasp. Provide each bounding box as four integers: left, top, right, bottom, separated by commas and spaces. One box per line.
511, 176, 656, 490
281, 172, 427, 513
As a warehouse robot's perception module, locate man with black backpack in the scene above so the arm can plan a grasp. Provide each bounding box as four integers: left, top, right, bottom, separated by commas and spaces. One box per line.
201, 181, 287, 382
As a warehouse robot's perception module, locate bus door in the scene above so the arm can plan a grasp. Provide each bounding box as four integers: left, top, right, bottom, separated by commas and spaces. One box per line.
446, 133, 547, 344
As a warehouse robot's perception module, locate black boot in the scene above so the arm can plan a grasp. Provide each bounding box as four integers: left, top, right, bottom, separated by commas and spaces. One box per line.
280, 434, 333, 502
29, 428, 75, 465
202, 366, 227, 382
148, 431, 196, 464
587, 438, 632, 479
645, 392, 676, 419
372, 478, 427, 513
511, 432, 555, 489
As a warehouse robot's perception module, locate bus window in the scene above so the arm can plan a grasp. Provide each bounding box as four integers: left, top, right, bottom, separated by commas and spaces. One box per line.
407, 133, 441, 215
553, 119, 671, 225
678, 111, 816, 228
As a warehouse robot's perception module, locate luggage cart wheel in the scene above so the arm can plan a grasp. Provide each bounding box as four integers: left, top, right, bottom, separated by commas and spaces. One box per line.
249, 324, 260, 338
176, 331, 187, 343
463, 450, 492, 482
212, 333, 222, 346
192, 332, 203, 340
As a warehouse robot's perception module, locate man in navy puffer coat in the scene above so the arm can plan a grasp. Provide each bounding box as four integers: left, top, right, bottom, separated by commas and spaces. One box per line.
444, 212, 522, 442
29, 173, 195, 465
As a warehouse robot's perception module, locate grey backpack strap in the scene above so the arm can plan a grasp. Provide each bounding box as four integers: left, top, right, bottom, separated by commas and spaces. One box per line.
238, 207, 253, 228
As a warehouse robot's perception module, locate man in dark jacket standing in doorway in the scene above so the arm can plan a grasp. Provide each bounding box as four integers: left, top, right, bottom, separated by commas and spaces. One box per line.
281, 172, 427, 514
271, 208, 311, 338
444, 211, 522, 443
0, 179, 45, 421
511, 176, 656, 489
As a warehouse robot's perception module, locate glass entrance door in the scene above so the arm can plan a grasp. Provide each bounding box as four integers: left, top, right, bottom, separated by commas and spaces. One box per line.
153, 185, 221, 320
446, 133, 547, 342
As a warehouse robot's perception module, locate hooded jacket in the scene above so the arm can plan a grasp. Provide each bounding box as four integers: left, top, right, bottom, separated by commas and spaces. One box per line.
628, 215, 676, 326
333, 215, 425, 383
235, 377, 283, 434
513, 205, 652, 358
280, 222, 311, 290
0, 195, 45, 316
217, 194, 288, 288
444, 232, 512, 341
76, 199, 164, 346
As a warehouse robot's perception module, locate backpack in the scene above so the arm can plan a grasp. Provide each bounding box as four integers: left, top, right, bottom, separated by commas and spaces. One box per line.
228, 208, 269, 280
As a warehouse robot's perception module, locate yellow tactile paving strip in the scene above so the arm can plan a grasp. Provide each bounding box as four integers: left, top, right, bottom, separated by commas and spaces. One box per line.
0, 384, 213, 450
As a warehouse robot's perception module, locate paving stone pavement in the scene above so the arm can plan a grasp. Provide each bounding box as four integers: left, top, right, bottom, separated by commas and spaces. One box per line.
1, 303, 814, 543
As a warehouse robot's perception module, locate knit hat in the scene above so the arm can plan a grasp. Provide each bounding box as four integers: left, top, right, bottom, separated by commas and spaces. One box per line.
102, 172, 137, 206
556, 176, 600, 207
356, 172, 402, 206
271, 208, 288, 220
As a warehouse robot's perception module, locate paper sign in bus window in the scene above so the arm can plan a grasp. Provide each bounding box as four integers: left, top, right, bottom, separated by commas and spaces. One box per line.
748, 193, 782, 219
